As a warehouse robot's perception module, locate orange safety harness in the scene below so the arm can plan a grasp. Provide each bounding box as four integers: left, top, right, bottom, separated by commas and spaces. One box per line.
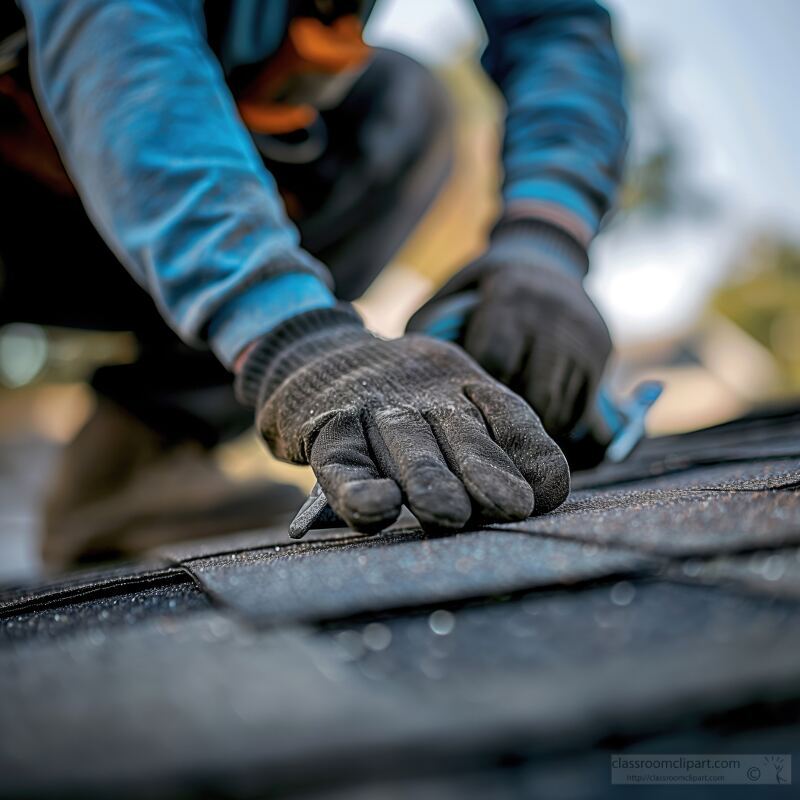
235, 14, 371, 135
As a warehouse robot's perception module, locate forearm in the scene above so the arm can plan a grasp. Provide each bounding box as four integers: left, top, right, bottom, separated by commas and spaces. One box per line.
20, 0, 334, 367
474, 0, 628, 249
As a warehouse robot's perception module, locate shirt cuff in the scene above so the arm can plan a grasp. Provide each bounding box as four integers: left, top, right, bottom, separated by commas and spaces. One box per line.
490, 219, 589, 280
503, 180, 600, 248
209, 272, 336, 368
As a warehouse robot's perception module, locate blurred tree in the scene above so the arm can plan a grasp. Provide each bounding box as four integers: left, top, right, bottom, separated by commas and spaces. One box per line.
711, 235, 800, 391
612, 51, 714, 225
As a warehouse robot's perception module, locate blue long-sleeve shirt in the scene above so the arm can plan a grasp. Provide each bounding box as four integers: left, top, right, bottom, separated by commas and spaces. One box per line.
17, 0, 626, 368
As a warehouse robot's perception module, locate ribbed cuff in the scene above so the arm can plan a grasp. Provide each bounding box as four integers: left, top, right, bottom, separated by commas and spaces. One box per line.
209, 273, 337, 368
502, 183, 598, 247
234, 304, 367, 408
491, 219, 589, 280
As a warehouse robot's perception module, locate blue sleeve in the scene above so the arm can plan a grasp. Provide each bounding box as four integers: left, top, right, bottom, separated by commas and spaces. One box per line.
473, 0, 628, 248
18, 0, 335, 368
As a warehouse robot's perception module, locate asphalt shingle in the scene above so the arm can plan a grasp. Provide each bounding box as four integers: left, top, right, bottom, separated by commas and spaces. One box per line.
182, 529, 655, 624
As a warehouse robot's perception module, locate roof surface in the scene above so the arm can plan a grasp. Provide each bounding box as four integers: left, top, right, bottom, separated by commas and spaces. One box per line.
1, 406, 799, 798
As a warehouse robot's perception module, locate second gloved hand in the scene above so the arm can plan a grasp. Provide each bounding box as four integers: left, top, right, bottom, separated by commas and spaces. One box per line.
408, 221, 612, 439
236, 307, 569, 534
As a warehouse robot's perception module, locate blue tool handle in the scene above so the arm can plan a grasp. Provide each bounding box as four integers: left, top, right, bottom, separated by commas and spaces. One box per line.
604, 380, 662, 462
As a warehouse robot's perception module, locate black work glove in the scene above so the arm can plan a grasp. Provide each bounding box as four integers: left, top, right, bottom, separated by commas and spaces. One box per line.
408, 221, 612, 442
236, 306, 569, 534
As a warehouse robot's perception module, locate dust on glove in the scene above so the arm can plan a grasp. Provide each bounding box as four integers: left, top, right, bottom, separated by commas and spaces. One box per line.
236, 306, 569, 534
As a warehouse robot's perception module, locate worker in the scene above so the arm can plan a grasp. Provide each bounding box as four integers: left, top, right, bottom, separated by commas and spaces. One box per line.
0, 0, 626, 565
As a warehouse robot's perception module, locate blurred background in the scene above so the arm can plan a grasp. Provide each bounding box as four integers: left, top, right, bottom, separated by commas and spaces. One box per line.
1, 0, 798, 580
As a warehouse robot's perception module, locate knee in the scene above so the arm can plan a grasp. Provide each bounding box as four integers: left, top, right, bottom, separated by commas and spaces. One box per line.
358, 48, 453, 173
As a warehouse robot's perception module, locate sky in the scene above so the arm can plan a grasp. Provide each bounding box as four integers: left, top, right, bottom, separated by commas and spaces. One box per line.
365, 0, 800, 343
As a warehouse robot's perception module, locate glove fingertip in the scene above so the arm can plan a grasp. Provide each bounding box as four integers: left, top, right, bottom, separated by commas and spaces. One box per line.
530, 448, 571, 515
334, 478, 403, 534
460, 456, 534, 522
407, 479, 472, 531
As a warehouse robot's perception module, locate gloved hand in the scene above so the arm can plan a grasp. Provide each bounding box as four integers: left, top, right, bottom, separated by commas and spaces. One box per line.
408, 221, 612, 440
236, 306, 569, 534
